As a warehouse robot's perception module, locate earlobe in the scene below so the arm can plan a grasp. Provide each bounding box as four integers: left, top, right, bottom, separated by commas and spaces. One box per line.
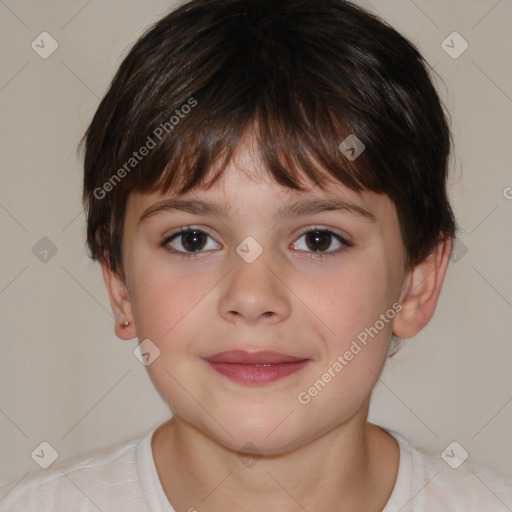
101, 262, 137, 340
393, 238, 452, 339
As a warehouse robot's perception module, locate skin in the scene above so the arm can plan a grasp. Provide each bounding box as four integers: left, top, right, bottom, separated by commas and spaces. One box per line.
103, 141, 452, 512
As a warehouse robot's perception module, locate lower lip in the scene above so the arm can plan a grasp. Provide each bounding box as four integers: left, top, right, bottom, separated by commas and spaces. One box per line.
206, 360, 310, 385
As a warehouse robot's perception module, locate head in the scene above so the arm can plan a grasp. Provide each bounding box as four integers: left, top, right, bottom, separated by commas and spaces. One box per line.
82, 0, 456, 454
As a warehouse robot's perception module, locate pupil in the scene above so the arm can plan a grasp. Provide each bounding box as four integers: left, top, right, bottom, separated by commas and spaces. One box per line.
182, 230, 205, 252
306, 231, 330, 252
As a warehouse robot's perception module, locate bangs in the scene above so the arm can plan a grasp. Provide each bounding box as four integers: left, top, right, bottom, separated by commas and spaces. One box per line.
121, 79, 375, 201
96, 0, 391, 202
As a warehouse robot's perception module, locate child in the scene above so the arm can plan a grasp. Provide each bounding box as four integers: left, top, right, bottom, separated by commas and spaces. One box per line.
1, 0, 511, 510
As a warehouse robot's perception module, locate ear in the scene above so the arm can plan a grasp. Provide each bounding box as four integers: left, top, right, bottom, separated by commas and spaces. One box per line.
393, 237, 452, 339
101, 262, 137, 340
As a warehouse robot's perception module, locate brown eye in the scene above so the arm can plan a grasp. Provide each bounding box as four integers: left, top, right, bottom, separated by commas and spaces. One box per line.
180, 230, 208, 252
304, 231, 332, 252
164, 228, 220, 256
292, 229, 349, 257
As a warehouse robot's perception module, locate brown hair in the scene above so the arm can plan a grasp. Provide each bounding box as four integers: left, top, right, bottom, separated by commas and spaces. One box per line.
81, 0, 456, 276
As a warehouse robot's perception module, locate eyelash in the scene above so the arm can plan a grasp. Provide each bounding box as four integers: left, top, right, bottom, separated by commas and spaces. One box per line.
161, 226, 351, 260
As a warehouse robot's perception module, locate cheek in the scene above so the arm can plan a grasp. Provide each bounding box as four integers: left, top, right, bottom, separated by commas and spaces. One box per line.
294, 263, 395, 418
315, 259, 396, 346
127, 256, 210, 343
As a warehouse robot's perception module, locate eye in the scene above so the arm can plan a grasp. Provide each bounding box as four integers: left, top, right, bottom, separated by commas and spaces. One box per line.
163, 228, 220, 257
162, 226, 350, 260
291, 228, 350, 258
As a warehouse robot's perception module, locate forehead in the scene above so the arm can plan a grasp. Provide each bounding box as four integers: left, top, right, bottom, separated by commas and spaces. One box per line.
126, 146, 398, 230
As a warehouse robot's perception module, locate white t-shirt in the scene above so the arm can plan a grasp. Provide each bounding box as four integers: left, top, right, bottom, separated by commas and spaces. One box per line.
1, 424, 511, 511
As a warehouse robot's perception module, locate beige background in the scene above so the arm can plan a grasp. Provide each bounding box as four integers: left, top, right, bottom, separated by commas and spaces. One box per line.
0, 0, 511, 489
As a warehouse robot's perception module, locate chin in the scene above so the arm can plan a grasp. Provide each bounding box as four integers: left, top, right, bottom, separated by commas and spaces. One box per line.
201, 410, 315, 456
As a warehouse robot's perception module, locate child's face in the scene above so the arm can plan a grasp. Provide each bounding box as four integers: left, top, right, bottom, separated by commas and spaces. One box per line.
115, 144, 409, 454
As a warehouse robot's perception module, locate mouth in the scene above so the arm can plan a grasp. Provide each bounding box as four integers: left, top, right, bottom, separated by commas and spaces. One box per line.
203, 350, 310, 385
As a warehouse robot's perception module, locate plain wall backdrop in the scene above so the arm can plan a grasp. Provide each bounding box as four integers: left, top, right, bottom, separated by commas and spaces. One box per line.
0, 0, 511, 488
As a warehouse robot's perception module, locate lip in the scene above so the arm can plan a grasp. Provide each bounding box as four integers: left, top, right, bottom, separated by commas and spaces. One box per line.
205, 350, 306, 364
204, 350, 310, 385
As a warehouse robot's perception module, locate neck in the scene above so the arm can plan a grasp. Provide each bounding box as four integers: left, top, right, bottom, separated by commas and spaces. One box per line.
152, 408, 399, 512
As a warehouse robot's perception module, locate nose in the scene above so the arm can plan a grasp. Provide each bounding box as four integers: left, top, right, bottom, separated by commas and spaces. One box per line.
218, 244, 291, 325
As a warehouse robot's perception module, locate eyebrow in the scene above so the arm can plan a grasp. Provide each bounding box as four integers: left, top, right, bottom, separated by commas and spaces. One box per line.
138, 197, 376, 224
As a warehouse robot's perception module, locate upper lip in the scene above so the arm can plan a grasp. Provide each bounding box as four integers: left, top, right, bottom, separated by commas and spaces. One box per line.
205, 350, 308, 365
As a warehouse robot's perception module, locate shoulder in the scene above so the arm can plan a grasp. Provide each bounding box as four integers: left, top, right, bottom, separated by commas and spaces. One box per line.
415, 446, 512, 510
389, 430, 512, 511
0, 430, 152, 512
